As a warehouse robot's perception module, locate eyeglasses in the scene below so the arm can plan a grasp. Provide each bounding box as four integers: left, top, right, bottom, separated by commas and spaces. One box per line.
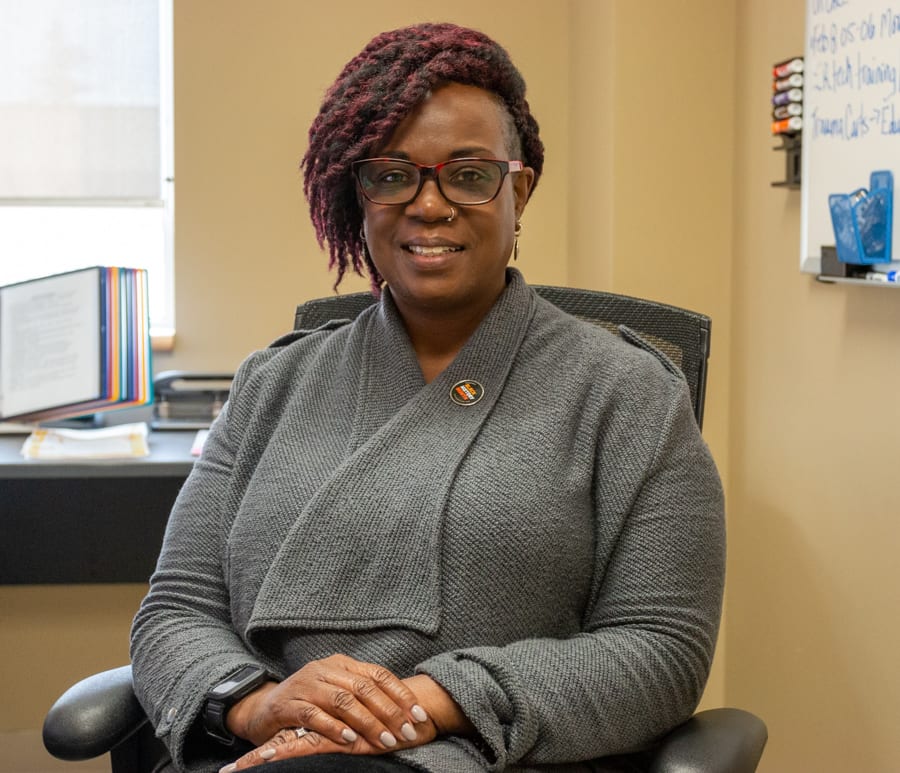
352, 157, 524, 206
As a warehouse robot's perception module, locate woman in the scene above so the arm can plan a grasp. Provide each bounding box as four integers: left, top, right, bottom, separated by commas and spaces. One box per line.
131, 22, 725, 773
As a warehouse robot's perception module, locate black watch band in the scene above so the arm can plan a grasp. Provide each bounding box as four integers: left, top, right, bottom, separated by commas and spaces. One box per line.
204, 665, 269, 745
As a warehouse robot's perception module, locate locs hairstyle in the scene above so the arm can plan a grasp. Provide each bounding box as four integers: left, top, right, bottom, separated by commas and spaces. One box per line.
301, 23, 544, 291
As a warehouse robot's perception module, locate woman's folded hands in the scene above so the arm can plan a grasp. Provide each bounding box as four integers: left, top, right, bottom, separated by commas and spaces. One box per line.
220, 654, 472, 771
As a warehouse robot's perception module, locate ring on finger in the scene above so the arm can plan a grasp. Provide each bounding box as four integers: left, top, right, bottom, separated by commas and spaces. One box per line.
293, 727, 311, 740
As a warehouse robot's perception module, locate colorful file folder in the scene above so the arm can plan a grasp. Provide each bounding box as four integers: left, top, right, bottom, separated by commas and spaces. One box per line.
0, 267, 153, 422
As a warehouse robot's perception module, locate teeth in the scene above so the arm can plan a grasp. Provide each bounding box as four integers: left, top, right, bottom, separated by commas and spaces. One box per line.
408, 245, 462, 256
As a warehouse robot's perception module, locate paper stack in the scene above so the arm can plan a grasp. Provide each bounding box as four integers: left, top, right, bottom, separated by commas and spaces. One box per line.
20, 422, 150, 460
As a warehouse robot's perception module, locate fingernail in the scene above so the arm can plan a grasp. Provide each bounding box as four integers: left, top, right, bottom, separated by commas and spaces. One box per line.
400, 722, 417, 741
380, 730, 398, 747
341, 728, 358, 743
219, 765, 237, 773
411, 704, 427, 722
260, 748, 276, 760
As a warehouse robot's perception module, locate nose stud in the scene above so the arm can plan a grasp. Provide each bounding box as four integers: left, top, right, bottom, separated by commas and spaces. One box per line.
445, 206, 457, 223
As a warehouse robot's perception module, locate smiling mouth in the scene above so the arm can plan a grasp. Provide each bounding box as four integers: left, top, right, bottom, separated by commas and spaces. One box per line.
405, 245, 464, 256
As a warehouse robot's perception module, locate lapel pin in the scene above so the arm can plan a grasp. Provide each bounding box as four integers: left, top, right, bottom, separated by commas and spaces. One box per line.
450, 380, 485, 406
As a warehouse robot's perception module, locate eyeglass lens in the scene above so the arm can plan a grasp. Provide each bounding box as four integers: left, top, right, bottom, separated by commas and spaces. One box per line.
357, 159, 507, 205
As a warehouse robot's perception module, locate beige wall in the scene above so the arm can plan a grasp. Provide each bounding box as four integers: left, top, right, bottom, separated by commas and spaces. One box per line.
5, 1, 900, 771
730, 1, 900, 770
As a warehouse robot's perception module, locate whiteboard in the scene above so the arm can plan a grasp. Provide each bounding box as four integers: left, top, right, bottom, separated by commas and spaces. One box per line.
801, 0, 900, 272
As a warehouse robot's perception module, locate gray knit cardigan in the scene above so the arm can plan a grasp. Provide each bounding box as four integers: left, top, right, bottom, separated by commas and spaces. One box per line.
130, 269, 725, 773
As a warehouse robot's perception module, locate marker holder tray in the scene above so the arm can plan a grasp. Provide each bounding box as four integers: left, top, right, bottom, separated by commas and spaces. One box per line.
829, 170, 894, 264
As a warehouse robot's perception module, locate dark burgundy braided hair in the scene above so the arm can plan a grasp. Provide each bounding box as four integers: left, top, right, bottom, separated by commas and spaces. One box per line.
301, 23, 544, 290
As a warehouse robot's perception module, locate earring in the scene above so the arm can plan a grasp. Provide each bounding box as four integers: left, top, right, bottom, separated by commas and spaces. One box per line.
514, 221, 523, 261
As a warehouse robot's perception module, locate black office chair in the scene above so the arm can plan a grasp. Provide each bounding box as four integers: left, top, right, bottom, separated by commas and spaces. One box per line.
43, 286, 767, 772
294, 287, 711, 427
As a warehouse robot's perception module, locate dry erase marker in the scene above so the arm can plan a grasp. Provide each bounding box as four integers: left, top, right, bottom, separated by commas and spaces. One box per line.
773, 103, 803, 119
772, 88, 803, 106
773, 58, 804, 78
863, 271, 898, 282
774, 73, 804, 91
771, 116, 803, 134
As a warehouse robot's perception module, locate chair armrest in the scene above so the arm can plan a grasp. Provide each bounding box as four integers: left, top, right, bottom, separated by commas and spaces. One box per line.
43, 665, 149, 761
648, 708, 768, 773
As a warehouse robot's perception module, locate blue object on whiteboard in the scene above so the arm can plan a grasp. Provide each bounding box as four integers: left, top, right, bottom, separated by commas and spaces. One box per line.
828, 171, 893, 264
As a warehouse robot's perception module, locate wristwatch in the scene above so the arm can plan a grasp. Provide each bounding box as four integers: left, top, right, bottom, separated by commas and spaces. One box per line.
204, 665, 269, 745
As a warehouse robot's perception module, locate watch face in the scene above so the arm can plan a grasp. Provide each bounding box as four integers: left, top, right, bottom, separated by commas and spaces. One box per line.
210, 679, 239, 697
211, 665, 263, 699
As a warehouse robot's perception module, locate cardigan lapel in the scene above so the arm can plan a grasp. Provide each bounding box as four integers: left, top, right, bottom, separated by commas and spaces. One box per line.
248, 270, 536, 638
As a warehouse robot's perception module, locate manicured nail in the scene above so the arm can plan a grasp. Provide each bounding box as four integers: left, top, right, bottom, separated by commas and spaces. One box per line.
260, 748, 276, 760
219, 765, 237, 773
411, 704, 427, 722
341, 728, 358, 743
380, 730, 398, 747
400, 722, 417, 741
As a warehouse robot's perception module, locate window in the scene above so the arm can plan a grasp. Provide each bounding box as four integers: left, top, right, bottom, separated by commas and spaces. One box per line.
0, 0, 174, 344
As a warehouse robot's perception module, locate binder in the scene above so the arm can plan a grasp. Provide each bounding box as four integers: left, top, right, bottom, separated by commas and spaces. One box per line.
0, 267, 153, 422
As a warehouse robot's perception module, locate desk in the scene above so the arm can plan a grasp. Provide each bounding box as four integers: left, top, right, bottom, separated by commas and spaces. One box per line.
0, 431, 195, 585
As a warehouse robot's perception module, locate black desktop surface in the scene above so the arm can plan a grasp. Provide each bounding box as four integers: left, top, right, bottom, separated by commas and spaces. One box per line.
0, 431, 195, 584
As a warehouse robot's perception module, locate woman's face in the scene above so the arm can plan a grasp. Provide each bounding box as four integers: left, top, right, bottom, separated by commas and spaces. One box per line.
360, 83, 535, 321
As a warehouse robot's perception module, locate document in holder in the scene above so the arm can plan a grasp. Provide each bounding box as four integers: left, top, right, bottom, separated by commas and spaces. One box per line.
0, 267, 153, 423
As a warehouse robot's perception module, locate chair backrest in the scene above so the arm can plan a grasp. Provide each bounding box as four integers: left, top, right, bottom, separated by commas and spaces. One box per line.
294, 286, 711, 429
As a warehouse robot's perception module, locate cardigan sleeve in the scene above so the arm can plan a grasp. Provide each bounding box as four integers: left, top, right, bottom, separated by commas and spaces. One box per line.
130, 350, 280, 773
416, 374, 726, 769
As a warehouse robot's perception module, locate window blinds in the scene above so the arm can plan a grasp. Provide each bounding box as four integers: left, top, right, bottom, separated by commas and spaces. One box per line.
0, 0, 162, 200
